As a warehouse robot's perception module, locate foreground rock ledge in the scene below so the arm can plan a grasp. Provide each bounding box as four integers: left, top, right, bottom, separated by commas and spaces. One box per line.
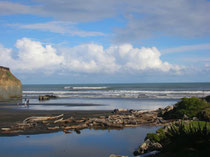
0, 108, 174, 136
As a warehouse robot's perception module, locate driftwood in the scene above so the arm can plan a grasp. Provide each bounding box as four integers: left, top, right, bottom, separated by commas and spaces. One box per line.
54, 118, 64, 123
63, 130, 72, 134
47, 126, 60, 130
1, 128, 11, 131
0, 107, 173, 136
23, 114, 64, 124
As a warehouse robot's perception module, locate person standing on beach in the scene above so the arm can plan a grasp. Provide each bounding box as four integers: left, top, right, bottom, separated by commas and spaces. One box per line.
26, 99, 30, 106
24, 98, 27, 107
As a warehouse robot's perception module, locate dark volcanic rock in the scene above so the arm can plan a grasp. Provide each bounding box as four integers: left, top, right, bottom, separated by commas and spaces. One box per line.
39, 95, 57, 101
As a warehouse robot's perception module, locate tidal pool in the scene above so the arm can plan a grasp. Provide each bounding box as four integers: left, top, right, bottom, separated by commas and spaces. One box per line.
0, 126, 159, 157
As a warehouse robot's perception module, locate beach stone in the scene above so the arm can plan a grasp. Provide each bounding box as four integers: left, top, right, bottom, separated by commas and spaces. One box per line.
135, 139, 162, 155
137, 139, 151, 154
183, 114, 189, 120
192, 117, 199, 121
148, 142, 162, 151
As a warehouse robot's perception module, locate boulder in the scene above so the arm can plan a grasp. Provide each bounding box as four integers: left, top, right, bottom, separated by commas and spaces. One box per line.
183, 114, 189, 120
134, 139, 162, 155
158, 106, 174, 117
0, 66, 22, 100
113, 109, 128, 113
39, 95, 57, 101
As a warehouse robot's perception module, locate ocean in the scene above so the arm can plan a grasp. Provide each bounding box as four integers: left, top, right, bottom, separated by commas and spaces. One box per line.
22, 83, 210, 110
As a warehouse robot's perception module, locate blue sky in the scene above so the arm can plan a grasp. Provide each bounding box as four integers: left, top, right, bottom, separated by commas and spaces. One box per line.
0, 0, 210, 84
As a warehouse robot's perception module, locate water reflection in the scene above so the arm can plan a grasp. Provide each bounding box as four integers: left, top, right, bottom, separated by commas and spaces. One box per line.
0, 126, 159, 157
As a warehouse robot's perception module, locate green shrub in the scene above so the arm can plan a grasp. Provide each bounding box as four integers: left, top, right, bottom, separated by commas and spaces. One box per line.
163, 97, 210, 119
145, 133, 161, 142
145, 121, 210, 157
159, 121, 210, 156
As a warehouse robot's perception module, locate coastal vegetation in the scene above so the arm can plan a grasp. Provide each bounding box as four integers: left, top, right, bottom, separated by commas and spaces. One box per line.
139, 121, 210, 157
135, 96, 210, 156
163, 97, 210, 121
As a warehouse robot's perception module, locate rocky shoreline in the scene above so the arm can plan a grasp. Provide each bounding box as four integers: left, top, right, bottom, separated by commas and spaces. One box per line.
0, 108, 174, 136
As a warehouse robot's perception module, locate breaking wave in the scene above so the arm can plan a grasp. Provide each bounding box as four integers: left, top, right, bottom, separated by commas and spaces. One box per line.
23, 90, 210, 99
64, 86, 108, 90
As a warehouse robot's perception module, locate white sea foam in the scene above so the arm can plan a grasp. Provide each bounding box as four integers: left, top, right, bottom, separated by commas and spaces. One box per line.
23, 90, 210, 99
64, 86, 108, 90
72, 87, 108, 90
64, 86, 72, 89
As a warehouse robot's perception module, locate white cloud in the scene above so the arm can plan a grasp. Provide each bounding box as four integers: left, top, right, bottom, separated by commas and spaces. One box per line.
0, 44, 15, 66
61, 44, 120, 73
0, 38, 64, 72
107, 44, 181, 72
0, 38, 181, 74
11, 21, 105, 37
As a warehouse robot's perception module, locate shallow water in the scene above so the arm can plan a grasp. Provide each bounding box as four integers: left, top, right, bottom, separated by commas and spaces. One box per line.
0, 126, 159, 157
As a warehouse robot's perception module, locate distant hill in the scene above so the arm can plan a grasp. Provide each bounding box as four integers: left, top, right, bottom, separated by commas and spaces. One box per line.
0, 66, 22, 101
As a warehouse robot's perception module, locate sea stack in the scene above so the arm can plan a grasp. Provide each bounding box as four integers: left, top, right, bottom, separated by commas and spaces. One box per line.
0, 66, 22, 100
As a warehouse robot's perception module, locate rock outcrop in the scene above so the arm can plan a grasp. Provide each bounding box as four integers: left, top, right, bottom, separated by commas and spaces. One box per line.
39, 95, 57, 101
0, 66, 22, 101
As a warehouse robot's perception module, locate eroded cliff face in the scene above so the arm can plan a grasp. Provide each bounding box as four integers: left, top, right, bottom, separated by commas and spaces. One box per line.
0, 66, 22, 100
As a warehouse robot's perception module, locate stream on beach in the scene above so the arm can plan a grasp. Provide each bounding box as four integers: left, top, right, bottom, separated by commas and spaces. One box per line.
0, 126, 159, 157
